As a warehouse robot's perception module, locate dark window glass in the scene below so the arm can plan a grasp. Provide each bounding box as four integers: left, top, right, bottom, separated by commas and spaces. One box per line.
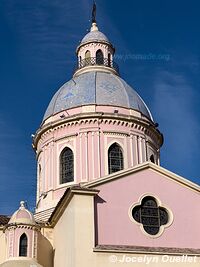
19, 233, 28, 257
108, 143, 124, 174
108, 53, 111, 67
60, 147, 74, 184
96, 49, 104, 65
150, 155, 155, 163
132, 196, 169, 235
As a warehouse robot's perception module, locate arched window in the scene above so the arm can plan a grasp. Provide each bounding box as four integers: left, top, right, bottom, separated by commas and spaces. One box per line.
85, 50, 91, 65
85, 50, 91, 59
60, 147, 74, 184
96, 49, 104, 65
108, 53, 111, 67
19, 233, 28, 257
150, 155, 155, 163
108, 143, 124, 174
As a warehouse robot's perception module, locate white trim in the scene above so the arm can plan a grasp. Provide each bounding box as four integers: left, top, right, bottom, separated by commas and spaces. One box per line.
92, 132, 95, 179
125, 135, 128, 167
138, 136, 143, 164
97, 131, 101, 178
133, 135, 138, 165
142, 137, 146, 161
42, 148, 46, 193
130, 134, 134, 166
31, 231, 34, 258
84, 162, 200, 194
85, 132, 89, 180
79, 133, 83, 181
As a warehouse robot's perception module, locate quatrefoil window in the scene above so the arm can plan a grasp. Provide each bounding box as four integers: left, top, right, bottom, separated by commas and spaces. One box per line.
131, 196, 170, 236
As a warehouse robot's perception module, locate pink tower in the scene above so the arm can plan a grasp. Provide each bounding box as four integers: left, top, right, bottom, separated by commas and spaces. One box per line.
33, 18, 163, 222
4, 201, 42, 266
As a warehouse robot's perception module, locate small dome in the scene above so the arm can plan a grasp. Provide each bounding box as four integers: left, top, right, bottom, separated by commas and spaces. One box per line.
9, 201, 36, 225
43, 71, 153, 121
0, 259, 43, 267
81, 30, 109, 44
81, 22, 110, 44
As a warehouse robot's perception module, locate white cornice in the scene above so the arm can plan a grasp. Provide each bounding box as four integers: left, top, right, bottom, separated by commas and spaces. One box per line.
84, 162, 200, 193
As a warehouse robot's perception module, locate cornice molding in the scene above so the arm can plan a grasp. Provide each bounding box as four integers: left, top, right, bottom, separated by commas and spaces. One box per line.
84, 162, 200, 193
33, 112, 162, 149
94, 245, 200, 256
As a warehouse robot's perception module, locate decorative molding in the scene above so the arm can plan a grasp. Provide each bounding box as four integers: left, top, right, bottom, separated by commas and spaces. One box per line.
33, 111, 162, 148
103, 131, 129, 137
54, 133, 77, 143
84, 162, 200, 194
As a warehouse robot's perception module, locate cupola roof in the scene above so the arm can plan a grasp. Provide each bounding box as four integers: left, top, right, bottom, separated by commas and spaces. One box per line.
8, 201, 36, 225
43, 71, 153, 122
81, 23, 110, 44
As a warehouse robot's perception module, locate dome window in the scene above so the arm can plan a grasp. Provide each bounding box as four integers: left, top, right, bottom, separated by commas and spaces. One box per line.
60, 147, 74, 184
19, 233, 28, 257
108, 143, 124, 174
96, 49, 104, 65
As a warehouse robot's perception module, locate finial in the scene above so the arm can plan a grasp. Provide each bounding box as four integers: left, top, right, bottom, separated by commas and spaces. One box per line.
92, 1, 97, 23
20, 200, 25, 209
91, 22, 98, 32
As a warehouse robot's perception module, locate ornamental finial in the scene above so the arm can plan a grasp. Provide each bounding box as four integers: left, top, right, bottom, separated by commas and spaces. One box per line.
20, 200, 25, 209
92, 1, 97, 23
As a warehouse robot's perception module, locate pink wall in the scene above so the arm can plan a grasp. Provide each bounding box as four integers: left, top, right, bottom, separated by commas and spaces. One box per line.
7, 228, 35, 258
36, 105, 161, 213
94, 168, 200, 249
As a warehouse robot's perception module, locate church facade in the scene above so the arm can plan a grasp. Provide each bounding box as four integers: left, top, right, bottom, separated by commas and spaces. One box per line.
0, 9, 200, 267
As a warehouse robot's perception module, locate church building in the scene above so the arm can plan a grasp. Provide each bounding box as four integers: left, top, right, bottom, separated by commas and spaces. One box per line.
0, 5, 200, 267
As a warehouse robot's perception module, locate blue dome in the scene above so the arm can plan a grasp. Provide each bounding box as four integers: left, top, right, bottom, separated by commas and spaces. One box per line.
81, 30, 109, 44
43, 71, 153, 121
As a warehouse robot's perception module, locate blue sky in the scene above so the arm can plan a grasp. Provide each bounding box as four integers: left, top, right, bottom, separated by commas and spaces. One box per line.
0, 0, 199, 214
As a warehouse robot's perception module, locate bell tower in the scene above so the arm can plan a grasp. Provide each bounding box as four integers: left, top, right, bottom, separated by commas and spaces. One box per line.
74, 4, 117, 77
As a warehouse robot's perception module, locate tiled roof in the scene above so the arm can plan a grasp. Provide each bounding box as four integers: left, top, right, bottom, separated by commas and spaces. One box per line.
0, 215, 10, 226
81, 30, 109, 44
43, 71, 153, 122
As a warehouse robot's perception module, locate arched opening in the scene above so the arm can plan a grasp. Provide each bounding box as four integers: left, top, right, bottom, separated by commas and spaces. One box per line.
150, 155, 155, 163
96, 49, 104, 65
79, 56, 82, 67
85, 50, 91, 65
60, 147, 74, 184
85, 50, 91, 59
108, 143, 124, 174
19, 233, 28, 257
108, 53, 111, 67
